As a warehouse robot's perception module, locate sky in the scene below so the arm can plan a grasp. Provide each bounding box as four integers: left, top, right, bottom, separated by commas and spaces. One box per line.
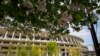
69, 19, 100, 51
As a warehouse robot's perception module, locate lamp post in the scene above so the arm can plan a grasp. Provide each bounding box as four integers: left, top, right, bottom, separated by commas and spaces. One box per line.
89, 24, 100, 56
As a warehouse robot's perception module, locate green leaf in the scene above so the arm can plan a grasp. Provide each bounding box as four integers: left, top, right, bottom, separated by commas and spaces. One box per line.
96, 9, 100, 14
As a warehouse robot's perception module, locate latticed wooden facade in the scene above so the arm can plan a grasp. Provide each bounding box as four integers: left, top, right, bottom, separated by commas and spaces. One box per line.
0, 28, 88, 56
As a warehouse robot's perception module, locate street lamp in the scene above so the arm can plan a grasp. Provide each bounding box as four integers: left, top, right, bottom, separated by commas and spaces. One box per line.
89, 24, 100, 56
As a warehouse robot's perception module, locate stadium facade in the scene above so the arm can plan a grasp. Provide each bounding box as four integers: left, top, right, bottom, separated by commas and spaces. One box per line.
0, 28, 89, 56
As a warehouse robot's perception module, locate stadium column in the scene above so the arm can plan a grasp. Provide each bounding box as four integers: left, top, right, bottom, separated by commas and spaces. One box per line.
4, 31, 8, 38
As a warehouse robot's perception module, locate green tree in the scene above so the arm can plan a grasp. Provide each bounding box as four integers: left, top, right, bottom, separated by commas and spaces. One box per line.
46, 42, 58, 56
26, 42, 32, 56
15, 44, 27, 56
75, 49, 80, 56
15, 45, 21, 56
31, 45, 41, 56
15, 43, 42, 56
7, 44, 12, 56
0, 0, 99, 35
70, 48, 80, 56
20, 46, 27, 56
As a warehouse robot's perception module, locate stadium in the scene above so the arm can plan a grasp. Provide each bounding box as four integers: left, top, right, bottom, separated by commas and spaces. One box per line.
0, 28, 88, 56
